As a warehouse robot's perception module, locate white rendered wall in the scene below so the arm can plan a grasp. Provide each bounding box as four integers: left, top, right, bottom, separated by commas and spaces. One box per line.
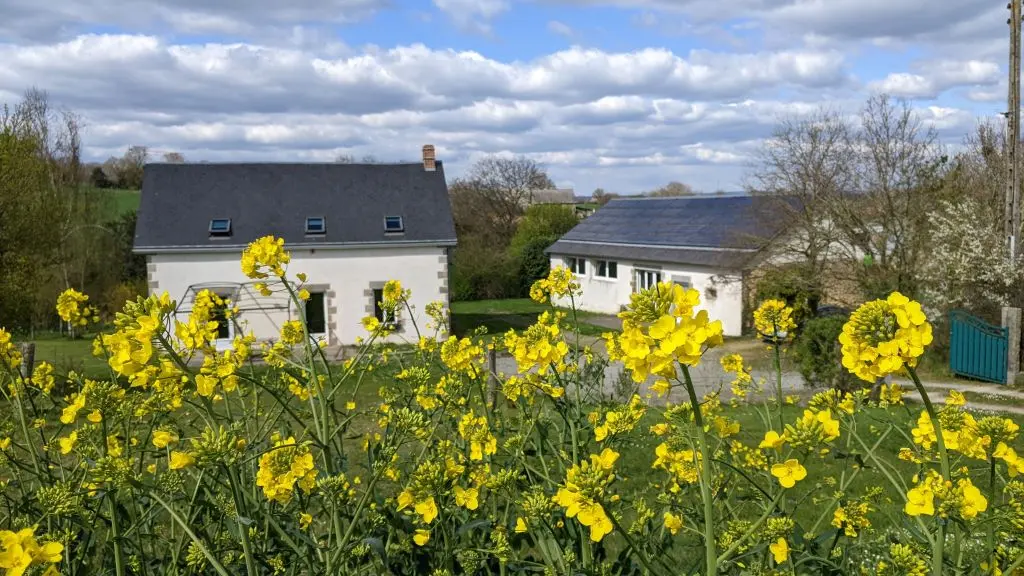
549, 254, 745, 336
147, 245, 449, 347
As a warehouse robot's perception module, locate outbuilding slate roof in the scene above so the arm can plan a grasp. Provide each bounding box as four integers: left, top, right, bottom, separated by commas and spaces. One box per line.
134, 162, 457, 253
546, 194, 792, 269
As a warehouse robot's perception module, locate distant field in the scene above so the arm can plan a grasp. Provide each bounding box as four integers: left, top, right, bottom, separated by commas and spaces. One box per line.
84, 186, 140, 220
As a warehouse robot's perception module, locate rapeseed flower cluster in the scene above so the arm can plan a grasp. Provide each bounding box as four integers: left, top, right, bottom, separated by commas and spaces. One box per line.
839, 292, 933, 381
529, 266, 580, 303
608, 282, 723, 381
241, 235, 291, 278
56, 288, 99, 327
0, 527, 63, 576
553, 448, 619, 542
256, 436, 318, 504
753, 299, 796, 342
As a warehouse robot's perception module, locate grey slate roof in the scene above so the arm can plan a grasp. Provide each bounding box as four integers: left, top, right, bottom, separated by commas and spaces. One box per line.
528, 188, 576, 205
134, 162, 457, 253
546, 194, 792, 270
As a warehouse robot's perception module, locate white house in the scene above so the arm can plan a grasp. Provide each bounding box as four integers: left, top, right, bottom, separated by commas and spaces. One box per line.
133, 145, 457, 348
545, 195, 791, 336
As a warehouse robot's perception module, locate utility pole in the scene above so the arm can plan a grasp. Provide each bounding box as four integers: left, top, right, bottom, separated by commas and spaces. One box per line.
1007, 0, 1022, 266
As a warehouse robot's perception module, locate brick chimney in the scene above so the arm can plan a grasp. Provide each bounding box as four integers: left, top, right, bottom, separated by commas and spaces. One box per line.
422, 144, 436, 172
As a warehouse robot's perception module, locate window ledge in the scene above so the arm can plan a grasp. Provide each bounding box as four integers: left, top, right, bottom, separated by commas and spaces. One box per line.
592, 276, 618, 282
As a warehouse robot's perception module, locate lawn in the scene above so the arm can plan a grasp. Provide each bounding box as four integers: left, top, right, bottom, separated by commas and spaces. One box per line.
29, 333, 108, 375
450, 298, 616, 339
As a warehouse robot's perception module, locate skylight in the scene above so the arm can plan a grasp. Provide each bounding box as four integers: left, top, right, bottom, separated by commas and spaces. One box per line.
384, 216, 404, 233
306, 216, 326, 235
209, 218, 232, 236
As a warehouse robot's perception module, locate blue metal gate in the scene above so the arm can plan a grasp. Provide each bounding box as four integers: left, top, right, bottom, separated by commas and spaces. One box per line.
949, 310, 1009, 384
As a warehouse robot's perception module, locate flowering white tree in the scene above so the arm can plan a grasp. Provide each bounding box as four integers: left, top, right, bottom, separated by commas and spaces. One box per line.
922, 198, 1024, 314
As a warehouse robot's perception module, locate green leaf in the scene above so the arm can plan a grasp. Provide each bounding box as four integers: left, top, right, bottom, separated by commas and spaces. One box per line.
457, 518, 492, 536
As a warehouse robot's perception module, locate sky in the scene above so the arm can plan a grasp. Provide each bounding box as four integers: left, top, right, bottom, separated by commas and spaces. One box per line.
0, 0, 1010, 195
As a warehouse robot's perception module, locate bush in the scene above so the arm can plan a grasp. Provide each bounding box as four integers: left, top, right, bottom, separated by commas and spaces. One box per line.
450, 244, 519, 300
791, 315, 858, 391
516, 236, 556, 296
754, 266, 822, 332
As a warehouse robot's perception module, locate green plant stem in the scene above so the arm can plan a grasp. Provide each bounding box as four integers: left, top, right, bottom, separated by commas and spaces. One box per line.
227, 467, 258, 576
773, 342, 784, 431
108, 495, 126, 576
607, 511, 660, 576
907, 366, 950, 576
681, 365, 717, 575
988, 455, 997, 568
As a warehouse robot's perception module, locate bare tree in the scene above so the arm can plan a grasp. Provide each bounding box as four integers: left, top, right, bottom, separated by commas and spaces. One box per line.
335, 153, 356, 163
163, 151, 185, 163
746, 107, 853, 284
592, 187, 618, 205
835, 94, 944, 297
748, 95, 947, 301
646, 181, 695, 197
455, 155, 555, 242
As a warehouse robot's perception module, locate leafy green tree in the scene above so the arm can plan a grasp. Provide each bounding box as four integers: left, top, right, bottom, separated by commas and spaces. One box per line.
509, 204, 579, 256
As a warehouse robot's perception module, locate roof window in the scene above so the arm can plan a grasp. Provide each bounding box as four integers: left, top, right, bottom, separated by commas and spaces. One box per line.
209, 218, 232, 236
306, 216, 326, 235
384, 215, 404, 233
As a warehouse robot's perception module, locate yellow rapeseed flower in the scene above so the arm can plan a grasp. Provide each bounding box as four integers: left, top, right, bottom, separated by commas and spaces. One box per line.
152, 430, 179, 449
770, 537, 790, 563
771, 459, 807, 488
663, 511, 683, 535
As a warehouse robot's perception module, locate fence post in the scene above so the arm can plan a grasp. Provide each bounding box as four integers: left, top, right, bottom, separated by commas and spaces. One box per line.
1003, 307, 1021, 385
19, 343, 35, 380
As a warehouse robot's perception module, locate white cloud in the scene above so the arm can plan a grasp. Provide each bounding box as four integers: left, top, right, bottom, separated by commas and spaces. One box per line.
0, 27, 991, 194
432, 0, 510, 33
547, 20, 575, 38
868, 59, 1000, 99
0, 0, 386, 42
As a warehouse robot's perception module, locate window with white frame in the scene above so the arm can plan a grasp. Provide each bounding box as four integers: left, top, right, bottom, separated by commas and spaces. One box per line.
633, 269, 661, 292
595, 260, 618, 279
566, 257, 586, 275
672, 275, 692, 289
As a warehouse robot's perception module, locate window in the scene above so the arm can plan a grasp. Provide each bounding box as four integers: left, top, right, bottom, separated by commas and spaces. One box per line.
567, 257, 586, 275
305, 216, 326, 235
304, 292, 326, 334
373, 288, 397, 325
209, 218, 232, 236
384, 216, 404, 233
634, 269, 661, 292
595, 260, 618, 279
210, 300, 231, 339
672, 275, 692, 289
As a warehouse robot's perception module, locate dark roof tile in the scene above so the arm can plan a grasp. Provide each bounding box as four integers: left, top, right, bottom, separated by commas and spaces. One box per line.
134, 162, 456, 252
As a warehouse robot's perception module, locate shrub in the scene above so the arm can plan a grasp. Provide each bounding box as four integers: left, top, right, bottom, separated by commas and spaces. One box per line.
792, 314, 858, 391
754, 265, 822, 331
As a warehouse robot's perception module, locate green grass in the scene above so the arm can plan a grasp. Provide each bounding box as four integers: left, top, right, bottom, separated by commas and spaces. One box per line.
451, 298, 616, 338
83, 186, 140, 221
29, 333, 108, 375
